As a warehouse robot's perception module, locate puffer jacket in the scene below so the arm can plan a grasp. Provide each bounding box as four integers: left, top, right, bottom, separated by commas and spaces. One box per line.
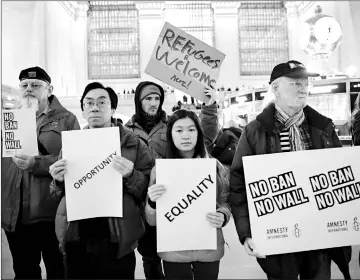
145, 159, 231, 263
2, 95, 80, 232
229, 103, 351, 279
50, 122, 154, 259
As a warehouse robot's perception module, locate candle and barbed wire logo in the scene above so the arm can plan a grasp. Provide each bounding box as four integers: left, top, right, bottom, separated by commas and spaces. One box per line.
293, 223, 302, 238
353, 217, 359, 231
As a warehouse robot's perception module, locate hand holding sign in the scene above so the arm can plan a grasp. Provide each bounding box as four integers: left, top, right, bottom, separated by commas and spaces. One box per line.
112, 155, 134, 178
49, 159, 68, 182
12, 153, 35, 170
148, 184, 166, 202
206, 212, 225, 228
244, 237, 266, 259
204, 86, 217, 105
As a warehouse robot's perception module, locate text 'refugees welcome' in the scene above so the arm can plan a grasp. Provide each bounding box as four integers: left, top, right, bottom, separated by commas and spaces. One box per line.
155, 27, 221, 89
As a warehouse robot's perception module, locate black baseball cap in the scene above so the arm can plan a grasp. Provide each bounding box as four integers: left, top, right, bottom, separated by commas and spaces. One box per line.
19, 66, 51, 84
269, 60, 319, 84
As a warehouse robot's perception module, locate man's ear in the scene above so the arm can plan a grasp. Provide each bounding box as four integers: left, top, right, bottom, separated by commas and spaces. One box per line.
272, 82, 280, 98
48, 85, 54, 97
111, 109, 116, 116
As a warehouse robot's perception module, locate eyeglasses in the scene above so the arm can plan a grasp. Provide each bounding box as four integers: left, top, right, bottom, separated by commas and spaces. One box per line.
83, 99, 111, 109
285, 81, 313, 89
19, 81, 49, 90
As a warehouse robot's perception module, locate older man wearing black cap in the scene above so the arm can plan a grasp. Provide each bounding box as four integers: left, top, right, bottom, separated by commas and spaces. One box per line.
1, 66, 80, 279
229, 60, 352, 279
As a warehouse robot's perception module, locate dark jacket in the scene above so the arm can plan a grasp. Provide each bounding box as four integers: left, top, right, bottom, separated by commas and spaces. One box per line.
51, 123, 154, 259
351, 110, 360, 146
210, 127, 242, 165
229, 103, 351, 279
2, 95, 80, 232
126, 112, 168, 159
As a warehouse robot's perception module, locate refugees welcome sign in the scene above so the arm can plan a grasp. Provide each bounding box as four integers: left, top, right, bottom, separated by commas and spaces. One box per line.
62, 127, 123, 221
243, 146, 360, 255
145, 22, 225, 102
156, 158, 217, 252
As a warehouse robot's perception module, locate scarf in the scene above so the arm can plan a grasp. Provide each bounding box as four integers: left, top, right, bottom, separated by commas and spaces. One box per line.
138, 110, 163, 134
274, 104, 306, 151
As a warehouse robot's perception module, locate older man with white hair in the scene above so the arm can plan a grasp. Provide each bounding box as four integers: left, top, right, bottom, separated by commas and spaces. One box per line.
2, 66, 80, 279
229, 60, 352, 279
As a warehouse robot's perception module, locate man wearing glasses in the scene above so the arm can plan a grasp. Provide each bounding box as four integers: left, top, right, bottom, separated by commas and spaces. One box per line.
49, 82, 153, 279
2, 66, 80, 279
229, 60, 352, 279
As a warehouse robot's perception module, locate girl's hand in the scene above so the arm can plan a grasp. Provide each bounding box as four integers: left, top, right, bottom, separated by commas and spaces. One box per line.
148, 184, 166, 202
206, 212, 225, 228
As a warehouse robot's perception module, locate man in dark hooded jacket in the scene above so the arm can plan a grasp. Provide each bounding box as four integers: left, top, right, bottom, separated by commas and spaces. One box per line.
125, 82, 166, 279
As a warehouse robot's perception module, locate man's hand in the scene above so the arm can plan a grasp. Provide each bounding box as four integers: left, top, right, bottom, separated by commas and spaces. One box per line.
204, 86, 217, 105
12, 153, 35, 170
49, 159, 68, 182
244, 237, 266, 258
113, 155, 134, 178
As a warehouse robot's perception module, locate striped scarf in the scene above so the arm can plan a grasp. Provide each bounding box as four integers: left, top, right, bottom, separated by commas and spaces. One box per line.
274, 104, 306, 151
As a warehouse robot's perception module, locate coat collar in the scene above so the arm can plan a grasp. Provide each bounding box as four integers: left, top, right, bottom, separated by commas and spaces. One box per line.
256, 103, 333, 132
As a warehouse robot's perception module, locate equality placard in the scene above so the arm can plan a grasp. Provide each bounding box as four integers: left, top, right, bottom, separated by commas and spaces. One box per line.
145, 22, 226, 103
243, 146, 360, 255
1, 109, 38, 157
156, 158, 217, 252
62, 127, 123, 221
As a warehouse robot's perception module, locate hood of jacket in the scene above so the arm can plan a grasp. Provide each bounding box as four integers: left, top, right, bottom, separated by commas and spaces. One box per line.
134, 81, 165, 119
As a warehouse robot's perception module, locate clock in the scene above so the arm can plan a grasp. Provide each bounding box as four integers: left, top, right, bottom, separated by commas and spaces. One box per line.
313, 16, 342, 44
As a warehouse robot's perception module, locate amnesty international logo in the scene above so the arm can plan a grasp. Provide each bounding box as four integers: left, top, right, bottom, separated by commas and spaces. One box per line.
293, 223, 301, 238
353, 217, 360, 231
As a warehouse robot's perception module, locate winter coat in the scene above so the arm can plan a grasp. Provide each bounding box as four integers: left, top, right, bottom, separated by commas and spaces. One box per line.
2, 95, 80, 232
51, 123, 154, 259
229, 103, 351, 279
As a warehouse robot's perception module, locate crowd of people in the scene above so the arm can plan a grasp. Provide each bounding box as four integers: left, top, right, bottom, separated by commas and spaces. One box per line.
1, 60, 360, 280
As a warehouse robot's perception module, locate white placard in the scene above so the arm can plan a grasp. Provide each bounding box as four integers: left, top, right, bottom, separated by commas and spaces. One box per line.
62, 127, 123, 221
156, 158, 217, 252
243, 146, 360, 255
2, 109, 38, 157
145, 22, 226, 102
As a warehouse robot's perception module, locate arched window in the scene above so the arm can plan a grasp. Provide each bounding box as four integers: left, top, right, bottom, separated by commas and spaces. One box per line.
165, 1, 215, 47
88, 1, 140, 79
238, 1, 289, 75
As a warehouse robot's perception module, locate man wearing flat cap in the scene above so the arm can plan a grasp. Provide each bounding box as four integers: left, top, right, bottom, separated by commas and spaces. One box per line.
1, 66, 80, 279
229, 60, 352, 279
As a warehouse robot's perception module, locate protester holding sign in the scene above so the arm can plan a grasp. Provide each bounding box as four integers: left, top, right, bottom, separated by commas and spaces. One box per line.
48, 82, 153, 279
144, 109, 231, 280
1, 66, 80, 279
229, 60, 352, 279
125, 81, 220, 280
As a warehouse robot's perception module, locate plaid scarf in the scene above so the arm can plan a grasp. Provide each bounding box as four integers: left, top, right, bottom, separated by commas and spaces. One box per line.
274, 104, 312, 151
